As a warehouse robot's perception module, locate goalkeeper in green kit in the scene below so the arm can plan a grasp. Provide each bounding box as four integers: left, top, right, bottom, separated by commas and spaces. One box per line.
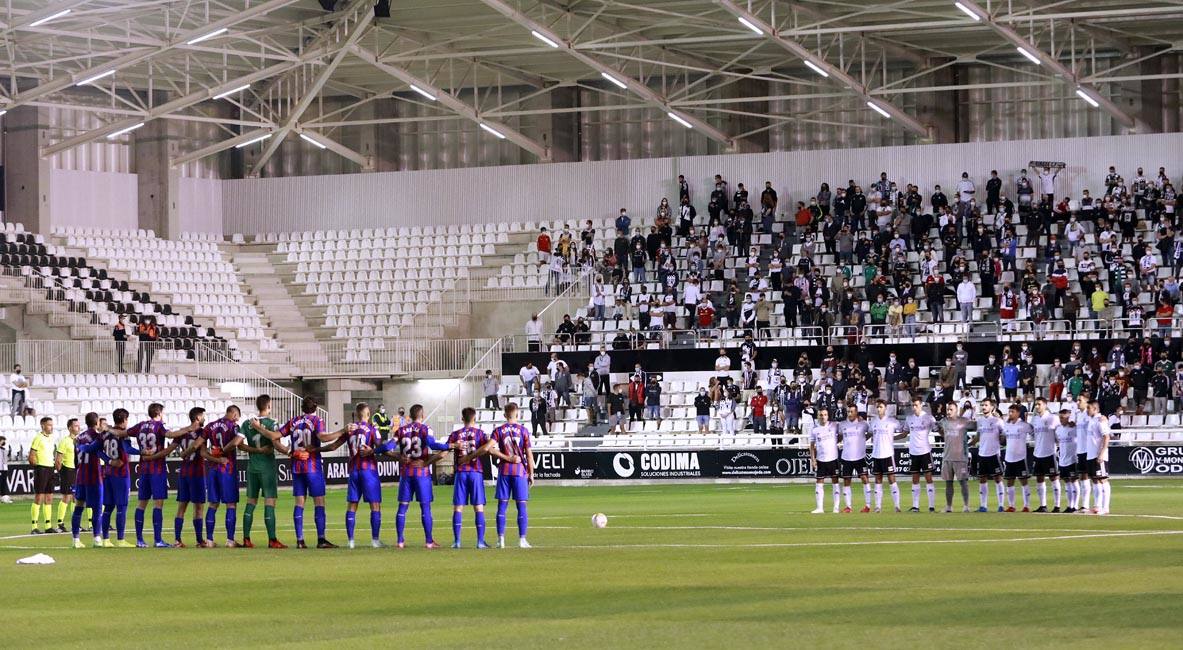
240, 394, 289, 548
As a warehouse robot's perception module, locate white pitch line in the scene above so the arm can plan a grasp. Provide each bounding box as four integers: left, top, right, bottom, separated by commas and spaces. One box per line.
614, 525, 1126, 533
558, 529, 1183, 549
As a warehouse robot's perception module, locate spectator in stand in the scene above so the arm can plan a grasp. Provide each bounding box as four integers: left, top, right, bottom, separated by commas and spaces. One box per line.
537, 227, 551, 266
749, 387, 768, 433
606, 385, 626, 434
957, 274, 977, 323
615, 209, 631, 236
594, 348, 612, 397
578, 372, 599, 426
694, 387, 712, 433
627, 374, 645, 423
529, 391, 548, 438
1001, 357, 1019, 400
555, 314, 576, 344
644, 376, 662, 426
482, 370, 500, 409
524, 314, 543, 352
0, 436, 9, 503
518, 362, 539, 397
553, 361, 572, 408
135, 316, 159, 373
113, 315, 128, 373
8, 365, 29, 417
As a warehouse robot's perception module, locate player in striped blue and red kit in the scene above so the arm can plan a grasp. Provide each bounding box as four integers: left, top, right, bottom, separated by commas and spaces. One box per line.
203, 405, 245, 547
256, 396, 347, 548
100, 409, 141, 547
173, 407, 210, 548
344, 403, 384, 549
448, 407, 502, 549
71, 412, 111, 548
491, 403, 535, 549
379, 404, 450, 549
129, 403, 189, 548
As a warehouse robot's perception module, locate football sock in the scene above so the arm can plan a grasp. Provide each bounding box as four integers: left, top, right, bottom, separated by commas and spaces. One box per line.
71, 504, 84, 538
843, 486, 852, 508
890, 484, 900, 509
1065, 482, 1075, 508
959, 480, 969, 506
293, 505, 305, 541
979, 483, 988, 508
496, 501, 508, 536
370, 511, 381, 541
43, 505, 53, 531
152, 508, 163, 544
814, 484, 824, 510
396, 503, 408, 544
96, 506, 107, 538
1101, 482, 1111, 511
135, 508, 145, 543
345, 510, 356, 542
475, 511, 487, 543
516, 501, 528, 538
831, 484, 840, 511
116, 504, 127, 540
862, 483, 872, 508
926, 483, 935, 509
946, 481, 955, 507
264, 505, 277, 540
1053, 479, 1062, 508
243, 503, 255, 539
174, 516, 183, 542
1092, 483, 1101, 509
911, 484, 920, 509
1022, 485, 1030, 508
225, 507, 236, 541
874, 484, 883, 510
995, 482, 1005, 508
453, 511, 462, 543
1082, 482, 1092, 509
314, 505, 326, 540
56, 500, 68, 526
1006, 486, 1015, 507
1038, 482, 1047, 507
31, 503, 39, 528
101, 505, 113, 539
420, 504, 434, 543
193, 517, 204, 545
205, 508, 216, 540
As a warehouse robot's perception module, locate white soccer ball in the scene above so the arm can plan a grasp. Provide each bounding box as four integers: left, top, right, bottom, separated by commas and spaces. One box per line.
591, 513, 608, 529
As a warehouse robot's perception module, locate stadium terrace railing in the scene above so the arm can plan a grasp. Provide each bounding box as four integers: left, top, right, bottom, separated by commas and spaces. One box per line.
469, 267, 595, 303
423, 338, 504, 439
188, 341, 324, 427
283, 338, 501, 378
0, 339, 120, 375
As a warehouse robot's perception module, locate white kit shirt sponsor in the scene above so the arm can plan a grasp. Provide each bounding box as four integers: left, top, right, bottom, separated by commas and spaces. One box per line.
975, 415, 1003, 456
1055, 425, 1076, 466
810, 422, 839, 463
870, 417, 900, 459
1032, 412, 1057, 458
1073, 404, 1090, 455
838, 420, 869, 462
1087, 414, 1111, 460
904, 413, 935, 455
1002, 420, 1033, 463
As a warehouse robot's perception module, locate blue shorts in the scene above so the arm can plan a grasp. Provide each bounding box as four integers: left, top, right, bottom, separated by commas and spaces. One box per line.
495, 474, 530, 502
347, 469, 382, 504
176, 474, 206, 504
398, 475, 433, 503
206, 471, 239, 505
292, 471, 326, 499
452, 471, 486, 507
102, 475, 131, 507
137, 473, 169, 501
73, 481, 103, 506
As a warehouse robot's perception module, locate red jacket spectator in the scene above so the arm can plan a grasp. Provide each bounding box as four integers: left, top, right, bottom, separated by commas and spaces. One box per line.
696, 302, 715, 328
627, 379, 645, 406
537, 230, 551, 255
749, 393, 768, 418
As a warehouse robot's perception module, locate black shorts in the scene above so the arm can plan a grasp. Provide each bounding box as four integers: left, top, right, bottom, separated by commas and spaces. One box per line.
815, 460, 838, 480
840, 459, 866, 478
1076, 453, 1089, 474
1004, 459, 1029, 479
1089, 459, 1109, 479
977, 455, 1002, 477
909, 452, 932, 474
33, 466, 55, 493
872, 457, 895, 475
59, 468, 77, 495
1057, 463, 1077, 480
1032, 455, 1057, 476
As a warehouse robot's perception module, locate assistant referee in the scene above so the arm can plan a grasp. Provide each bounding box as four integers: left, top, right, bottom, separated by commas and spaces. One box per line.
29, 417, 56, 534
54, 418, 79, 533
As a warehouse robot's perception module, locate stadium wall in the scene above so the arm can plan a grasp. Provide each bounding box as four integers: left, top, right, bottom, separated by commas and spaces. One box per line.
48, 169, 138, 231
219, 132, 1183, 234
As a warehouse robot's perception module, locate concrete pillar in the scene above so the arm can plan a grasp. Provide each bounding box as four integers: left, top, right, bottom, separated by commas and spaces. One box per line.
372, 97, 400, 172
722, 77, 769, 154
916, 64, 958, 144
545, 86, 580, 163
133, 120, 181, 238
2, 106, 52, 232
1138, 47, 1165, 134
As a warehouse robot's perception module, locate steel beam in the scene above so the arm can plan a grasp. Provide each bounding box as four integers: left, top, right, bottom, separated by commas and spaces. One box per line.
170, 127, 275, 168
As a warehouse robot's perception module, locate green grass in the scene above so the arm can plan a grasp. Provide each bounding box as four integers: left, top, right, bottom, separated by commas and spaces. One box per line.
1, 480, 1181, 649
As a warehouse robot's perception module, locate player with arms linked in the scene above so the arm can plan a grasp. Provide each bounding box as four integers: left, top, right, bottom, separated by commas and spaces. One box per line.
375, 404, 451, 549
343, 402, 384, 549
491, 403, 535, 548
128, 403, 191, 548
70, 412, 112, 548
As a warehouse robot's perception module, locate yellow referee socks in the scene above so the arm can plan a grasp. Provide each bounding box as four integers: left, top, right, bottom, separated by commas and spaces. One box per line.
31, 503, 40, 529
57, 500, 70, 526
43, 503, 54, 530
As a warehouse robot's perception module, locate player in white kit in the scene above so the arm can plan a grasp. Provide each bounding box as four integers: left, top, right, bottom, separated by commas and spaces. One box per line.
971, 400, 1006, 512
837, 405, 872, 513
869, 400, 906, 513
1085, 400, 1112, 515
808, 409, 841, 514
1072, 395, 1092, 511
1054, 409, 1079, 513
903, 398, 938, 512
1028, 398, 1059, 512
1001, 404, 1033, 512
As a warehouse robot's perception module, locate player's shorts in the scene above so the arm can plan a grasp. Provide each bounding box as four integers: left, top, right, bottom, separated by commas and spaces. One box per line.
1004, 459, 1029, 479
871, 456, 895, 475
59, 468, 76, 496
246, 467, 278, 500
292, 471, 326, 499
1076, 453, 1089, 475
940, 460, 969, 481
1088, 458, 1109, 479
495, 474, 530, 502
102, 475, 131, 507
909, 452, 933, 474
1058, 463, 1077, 480
1032, 455, 1057, 476
206, 471, 239, 504
347, 469, 382, 504
452, 471, 487, 506
176, 474, 206, 504
815, 460, 838, 480
840, 458, 866, 478
977, 455, 1002, 477
33, 466, 54, 493
398, 475, 433, 503
137, 473, 169, 501
73, 481, 102, 505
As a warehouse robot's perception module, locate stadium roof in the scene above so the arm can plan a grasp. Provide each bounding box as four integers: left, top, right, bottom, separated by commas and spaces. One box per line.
4, 0, 1183, 166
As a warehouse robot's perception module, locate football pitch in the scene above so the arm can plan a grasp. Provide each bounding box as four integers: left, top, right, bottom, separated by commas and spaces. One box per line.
0, 480, 1181, 649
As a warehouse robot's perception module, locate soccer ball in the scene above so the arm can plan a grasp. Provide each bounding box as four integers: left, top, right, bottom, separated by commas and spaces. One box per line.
591, 513, 608, 529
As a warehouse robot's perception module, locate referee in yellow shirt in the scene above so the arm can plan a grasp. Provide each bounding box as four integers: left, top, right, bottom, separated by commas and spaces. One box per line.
29, 417, 56, 534
54, 418, 80, 533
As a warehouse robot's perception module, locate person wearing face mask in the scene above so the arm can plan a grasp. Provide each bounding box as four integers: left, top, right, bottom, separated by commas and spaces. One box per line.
693, 387, 712, 433
371, 404, 393, 442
